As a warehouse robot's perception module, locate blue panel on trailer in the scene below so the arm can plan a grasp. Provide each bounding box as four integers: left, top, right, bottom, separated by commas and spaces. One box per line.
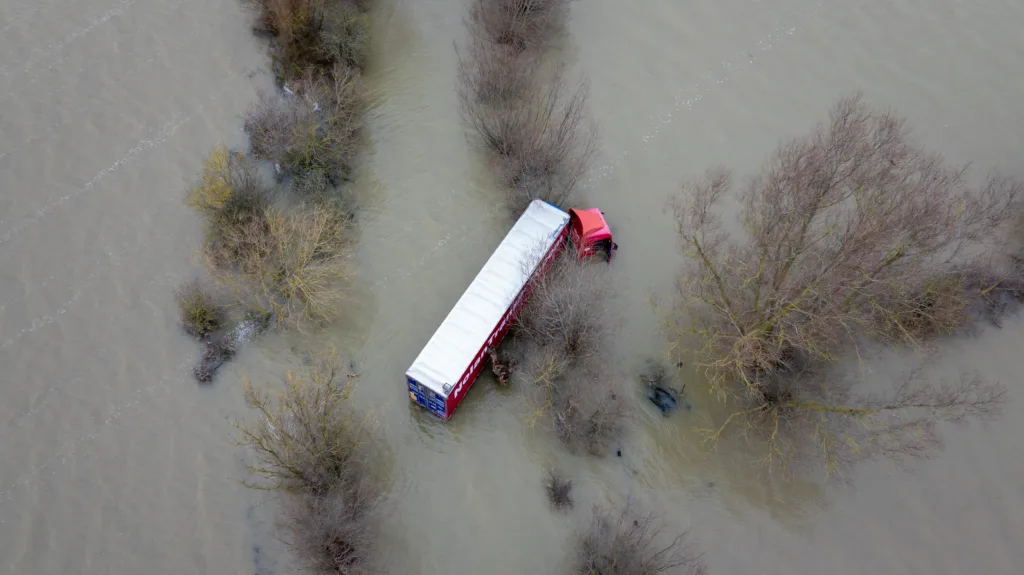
408, 377, 445, 417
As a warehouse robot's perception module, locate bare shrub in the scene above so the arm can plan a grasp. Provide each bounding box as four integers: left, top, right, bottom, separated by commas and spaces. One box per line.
575, 498, 706, 575
513, 249, 626, 454
459, 67, 596, 211
237, 349, 382, 574
669, 93, 1021, 473
236, 348, 377, 495
209, 201, 354, 332
468, 0, 569, 52
174, 280, 223, 338
244, 66, 365, 183
280, 484, 381, 575
241, 0, 371, 82
517, 247, 613, 361
456, 40, 536, 107
545, 468, 573, 510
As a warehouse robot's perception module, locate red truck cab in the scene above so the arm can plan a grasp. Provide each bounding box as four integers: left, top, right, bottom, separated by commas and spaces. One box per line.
569, 208, 616, 261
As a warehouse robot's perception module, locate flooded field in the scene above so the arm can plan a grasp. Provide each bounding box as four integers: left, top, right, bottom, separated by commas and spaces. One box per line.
1, 0, 1022, 573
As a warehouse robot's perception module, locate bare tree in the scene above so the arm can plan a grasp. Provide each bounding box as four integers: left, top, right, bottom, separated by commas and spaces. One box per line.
668, 93, 1020, 473
235, 349, 377, 495
468, 0, 570, 52
456, 40, 537, 108
575, 498, 706, 575
236, 349, 383, 574
280, 485, 382, 575
459, 66, 597, 212
457, 0, 596, 212
512, 249, 626, 455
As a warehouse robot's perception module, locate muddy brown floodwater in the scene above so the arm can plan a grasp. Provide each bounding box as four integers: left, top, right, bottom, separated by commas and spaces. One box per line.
1, 0, 1022, 573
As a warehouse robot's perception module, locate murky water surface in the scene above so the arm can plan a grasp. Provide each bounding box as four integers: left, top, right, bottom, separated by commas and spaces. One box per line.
2, 0, 1022, 573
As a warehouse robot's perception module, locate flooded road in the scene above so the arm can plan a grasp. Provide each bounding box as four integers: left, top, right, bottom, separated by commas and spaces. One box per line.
2, 0, 1022, 573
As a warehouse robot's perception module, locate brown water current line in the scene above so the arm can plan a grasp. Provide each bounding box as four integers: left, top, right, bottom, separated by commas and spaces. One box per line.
0, 358, 188, 508
580, 0, 827, 191
0, 0, 138, 78
0, 64, 251, 251
0, 116, 190, 248
0, 14, 221, 167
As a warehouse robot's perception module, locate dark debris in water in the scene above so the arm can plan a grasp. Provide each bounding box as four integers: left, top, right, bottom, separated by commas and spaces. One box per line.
639, 358, 692, 416
193, 336, 236, 383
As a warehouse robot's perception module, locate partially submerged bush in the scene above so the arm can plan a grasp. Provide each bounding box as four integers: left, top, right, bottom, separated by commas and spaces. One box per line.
517, 248, 613, 364
174, 280, 223, 338
669, 93, 1021, 474
459, 64, 596, 212
282, 489, 381, 575
206, 201, 354, 331
456, 41, 535, 107
513, 250, 626, 455
575, 499, 706, 575
243, 0, 371, 82
468, 0, 569, 52
244, 67, 365, 183
237, 349, 376, 494
545, 468, 573, 510
237, 349, 381, 573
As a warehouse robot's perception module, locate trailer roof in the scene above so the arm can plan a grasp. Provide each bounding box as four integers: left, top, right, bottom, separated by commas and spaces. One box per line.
406, 200, 570, 396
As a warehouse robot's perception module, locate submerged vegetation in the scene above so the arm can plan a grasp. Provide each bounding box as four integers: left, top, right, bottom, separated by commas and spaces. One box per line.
237, 349, 383, 574
242, 0, 372, 83
575, 498, 706, 575
457, 0, 596, 212
511, 250, 627, 455
180, 0, 374, 382
545, 467, 574, 510
202, 2, 384, 572
174, 279, 224, 338
667, 93, 1022, 475
244, 67, 366, 184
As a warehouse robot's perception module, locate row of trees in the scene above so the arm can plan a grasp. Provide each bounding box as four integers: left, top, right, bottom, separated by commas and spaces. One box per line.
454, 3, 708, 574
667, 93, 1021, 476
166, 0, 388, 573
457, 0, 596, 212
176, 0, 375, 381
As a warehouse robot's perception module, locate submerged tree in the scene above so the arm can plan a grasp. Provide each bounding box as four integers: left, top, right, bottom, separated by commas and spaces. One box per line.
574, 498, 706, 575
512, 249, 626, 455
236, 349, 383, 574
668, 93, 1020, 474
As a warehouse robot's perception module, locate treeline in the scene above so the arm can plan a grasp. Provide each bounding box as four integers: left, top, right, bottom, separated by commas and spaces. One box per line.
176, 0, 375, 380
172, 1, 387, 573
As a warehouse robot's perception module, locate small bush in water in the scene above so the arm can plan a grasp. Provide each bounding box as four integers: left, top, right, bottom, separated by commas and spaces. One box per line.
545, 468, 573, 510
575, 499, 706, 575
174, 280, 223, 338
242, 0, 372, 83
